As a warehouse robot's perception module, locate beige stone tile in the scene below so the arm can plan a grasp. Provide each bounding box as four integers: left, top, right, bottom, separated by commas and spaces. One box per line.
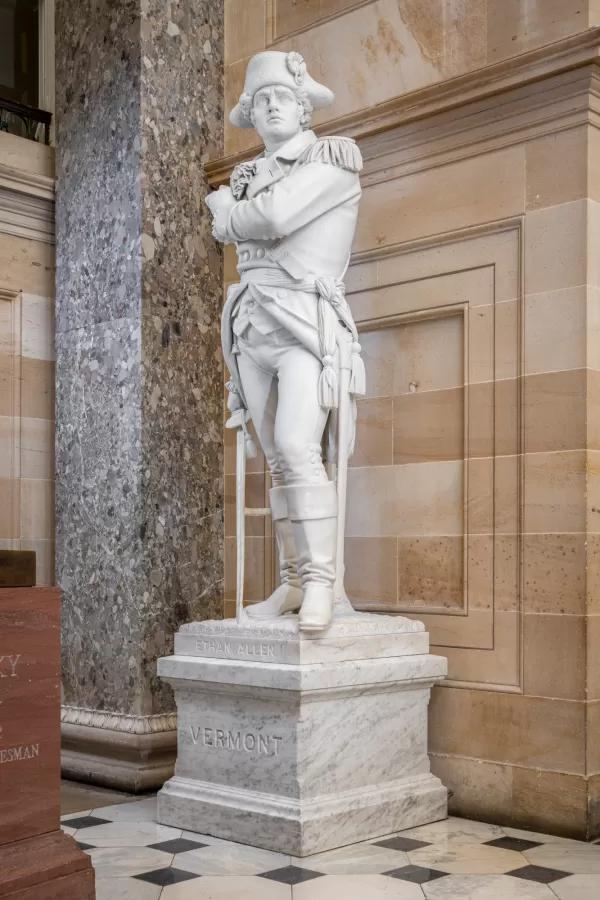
350, 397, 393, 468
423, 607, 493, 652
526, 128, 588, 212
588, 702, 600, 774
524, 534, 586, 616
524, 369, 587, 454
588, 369, 600, 451
487, 0, 587, 64
511, 768, 588, 840
587, 617, 600, 702
275, 0, 443, 129
468, 304, 494, 385
21, 294, 55, 361
346, 460, 463, 537
0, 416, 19, 479
393, 388, 463, 465
443, 0, 487, 77
429, 686, 586, 773
588, 287, 600, 371
525, 287, 587, 375
344, 536, 397, 606
524, 450, 586, 534
360, 313, 464, 400
429, 754, 514, 824
0, 131, 54, 179
525, 201, 587, 296
589, 200, 600, 289
469, 379, 518, 459
355, 146, 525, 252
589, 125, 600, 204
397, 536, 463, 610
20, 417, 54, 481
523, 613, 586, 701
225, 0, 266, 65
224, 57, 261, 157
466, 534, 519, 614
0, 478, 18, 539
588, 534, 600, 614
224, 535, 265, 603
21, 357, 55, 420
0, 234, 55, 297
20, 538, 55, 586
467, 455, 518, 535
224, 471, 265, 538
588, 449, 600, 534
20, 478, 54, 541
494, 534, 520, 613
495, 299, 520, 383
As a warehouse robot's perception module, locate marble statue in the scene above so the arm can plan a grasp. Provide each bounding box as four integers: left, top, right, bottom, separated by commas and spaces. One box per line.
205, 50, 365, 633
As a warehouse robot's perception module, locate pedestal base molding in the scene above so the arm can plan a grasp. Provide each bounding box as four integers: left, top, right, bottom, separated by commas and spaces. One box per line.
0, 830, 94, 900
157, 613, 448, 856
61, 707, 176, 793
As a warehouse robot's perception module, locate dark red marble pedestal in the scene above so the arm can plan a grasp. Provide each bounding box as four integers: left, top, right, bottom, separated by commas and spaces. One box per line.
0, 588, 94, 899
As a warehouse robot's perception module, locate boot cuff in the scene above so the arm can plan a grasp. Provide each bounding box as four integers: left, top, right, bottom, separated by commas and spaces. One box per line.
269, 486, 288, 521
285, 482, 337, 520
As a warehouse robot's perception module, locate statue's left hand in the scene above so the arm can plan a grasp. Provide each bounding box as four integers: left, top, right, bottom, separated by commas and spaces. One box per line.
205, 186, 236, 242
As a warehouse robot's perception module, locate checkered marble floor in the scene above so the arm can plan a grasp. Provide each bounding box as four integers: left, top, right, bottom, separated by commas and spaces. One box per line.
60, 798, 600, 899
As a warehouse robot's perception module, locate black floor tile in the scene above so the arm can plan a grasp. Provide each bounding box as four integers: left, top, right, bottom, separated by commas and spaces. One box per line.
76, 842, 96, 852
384, 864, 448, 884
134, 868, 201, 887
507, 865, 571, 884
484, 837, 543, 852
260, 866, 325, 885
148, 838, 209, 854
374, 836, 432, 852
61, 815, 112, 830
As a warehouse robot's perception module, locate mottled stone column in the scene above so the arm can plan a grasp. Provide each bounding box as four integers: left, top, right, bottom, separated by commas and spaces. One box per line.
55, 0, 224, 790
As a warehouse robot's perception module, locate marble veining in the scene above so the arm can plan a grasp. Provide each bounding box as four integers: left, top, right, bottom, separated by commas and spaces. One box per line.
55, 0, 225, 716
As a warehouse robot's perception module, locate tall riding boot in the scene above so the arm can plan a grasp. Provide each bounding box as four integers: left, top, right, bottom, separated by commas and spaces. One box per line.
246, 486, 303, 619
285, 482, 337, 632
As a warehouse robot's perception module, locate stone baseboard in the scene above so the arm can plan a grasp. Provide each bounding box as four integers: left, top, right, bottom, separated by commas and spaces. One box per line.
61, 707, 177, 793
159, 772, 447, 856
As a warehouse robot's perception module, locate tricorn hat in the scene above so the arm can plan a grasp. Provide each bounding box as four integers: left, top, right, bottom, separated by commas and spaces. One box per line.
230, 51, 334, 129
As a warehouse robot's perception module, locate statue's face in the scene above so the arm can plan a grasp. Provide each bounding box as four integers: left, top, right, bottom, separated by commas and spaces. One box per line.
252, 85, 302, 148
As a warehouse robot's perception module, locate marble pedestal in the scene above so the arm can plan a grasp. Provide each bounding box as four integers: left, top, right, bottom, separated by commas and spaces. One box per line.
157, 613, 448, 856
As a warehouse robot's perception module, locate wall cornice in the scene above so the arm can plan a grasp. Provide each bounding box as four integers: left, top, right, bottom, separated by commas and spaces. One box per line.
0, 162, 55, 244
206, 27, 600, 187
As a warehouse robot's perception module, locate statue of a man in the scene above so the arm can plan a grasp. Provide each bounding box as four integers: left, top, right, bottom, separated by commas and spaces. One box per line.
206, 51, 364, 632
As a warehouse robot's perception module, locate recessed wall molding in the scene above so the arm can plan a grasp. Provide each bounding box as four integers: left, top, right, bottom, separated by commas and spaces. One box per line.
0, 164, 55, 244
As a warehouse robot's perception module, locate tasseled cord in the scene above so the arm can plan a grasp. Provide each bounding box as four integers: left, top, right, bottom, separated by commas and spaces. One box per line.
349, 341, 366, 397
316, 280, 340, 410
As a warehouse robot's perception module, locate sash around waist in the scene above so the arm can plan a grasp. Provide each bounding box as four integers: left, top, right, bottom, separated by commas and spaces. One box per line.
240, 268, 339, 293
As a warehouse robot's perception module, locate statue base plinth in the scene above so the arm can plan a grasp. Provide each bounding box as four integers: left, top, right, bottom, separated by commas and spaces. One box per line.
157, 612, 448, 856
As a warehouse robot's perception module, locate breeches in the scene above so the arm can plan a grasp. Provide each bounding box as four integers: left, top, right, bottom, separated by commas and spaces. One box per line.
236, 325, 329, 488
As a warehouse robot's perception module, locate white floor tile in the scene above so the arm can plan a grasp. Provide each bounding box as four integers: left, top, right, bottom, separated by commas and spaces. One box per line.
502, 827, 585, 846
400, 819, 505, 845
95, 877, 163, 900
292, 843, 410, 874
174, 842, 290, 875
551, 873, 600, 899
61, 825, 77, 836
88, 846, 173, 878
523, 842, 600, 874
78, 820, 182, 847
61, 809, 92, 820
95, 797, 158, 822
161, 875, 292, 899
292, 874, 425, 899
408, 841, 526, 875
422, 874, 558, 899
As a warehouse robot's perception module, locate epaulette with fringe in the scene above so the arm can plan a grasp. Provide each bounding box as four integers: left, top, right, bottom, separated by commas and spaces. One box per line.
298, 136, 363, 173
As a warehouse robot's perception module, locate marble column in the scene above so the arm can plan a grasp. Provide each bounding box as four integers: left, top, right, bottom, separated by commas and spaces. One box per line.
55, 0, 224, 790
